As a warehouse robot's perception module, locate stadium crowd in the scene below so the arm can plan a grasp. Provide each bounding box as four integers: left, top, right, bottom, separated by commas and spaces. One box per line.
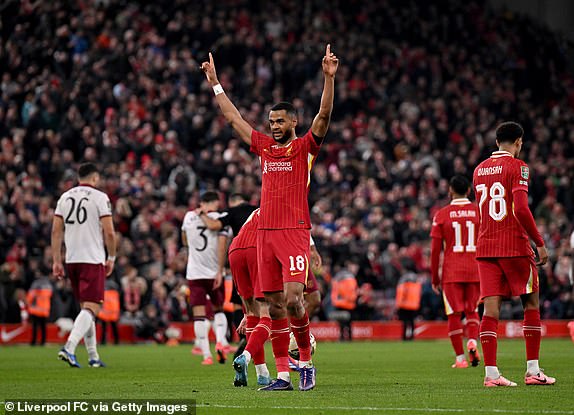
1, 0, 573, 328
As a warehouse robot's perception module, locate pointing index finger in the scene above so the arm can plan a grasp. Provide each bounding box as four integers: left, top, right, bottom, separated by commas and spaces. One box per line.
326, 44, 330, 56
209, 52, 214, 65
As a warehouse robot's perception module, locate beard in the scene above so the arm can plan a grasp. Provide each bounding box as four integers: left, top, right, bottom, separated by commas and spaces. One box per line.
273, 131, 293, 144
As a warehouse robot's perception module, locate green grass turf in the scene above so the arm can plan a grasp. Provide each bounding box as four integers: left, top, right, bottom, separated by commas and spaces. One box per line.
1, 339, 573, 415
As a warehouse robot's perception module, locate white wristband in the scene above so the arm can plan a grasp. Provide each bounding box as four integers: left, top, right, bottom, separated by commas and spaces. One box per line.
212, 84, 224, 96
107, 256, 116, 262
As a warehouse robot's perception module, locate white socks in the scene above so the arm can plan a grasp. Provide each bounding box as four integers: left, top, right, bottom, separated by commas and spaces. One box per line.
84, 320, 99, 361
214, 312, 228, 345
255, 363, 270, 378
277, 371, 290, 382
485, 366, 500, 379
242, 350, 252, 365
194, 319, 211, 359
65, 309, 94, 354
527, 360, 540, 375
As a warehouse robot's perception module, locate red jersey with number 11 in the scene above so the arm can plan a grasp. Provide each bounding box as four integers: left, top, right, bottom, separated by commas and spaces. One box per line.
430, 199, 479, 283
250, 129, 320, 230
473, 151, 534, 258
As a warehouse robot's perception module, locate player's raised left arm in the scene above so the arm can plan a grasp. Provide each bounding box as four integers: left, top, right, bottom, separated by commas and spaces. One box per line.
311, 44, 338, 139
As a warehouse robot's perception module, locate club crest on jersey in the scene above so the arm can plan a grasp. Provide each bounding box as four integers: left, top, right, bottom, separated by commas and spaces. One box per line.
521, 166, 529, 179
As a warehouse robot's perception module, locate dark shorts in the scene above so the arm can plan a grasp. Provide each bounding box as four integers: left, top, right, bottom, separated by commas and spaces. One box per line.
257, 229, 310, 293
442, 282, 480, 315
65, 263, 105, 304
478, 256, 539, 299
188, 278, 225, 308
229, 247, 263, 300
305, 268, 319, 294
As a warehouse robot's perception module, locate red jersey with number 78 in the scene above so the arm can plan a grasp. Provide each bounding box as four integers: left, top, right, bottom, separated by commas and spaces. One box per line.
430, 199, 480, 283
472, 150, 534, 258
250, 129, 321, 230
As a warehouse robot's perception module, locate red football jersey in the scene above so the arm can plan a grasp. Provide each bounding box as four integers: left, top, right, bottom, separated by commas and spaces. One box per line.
250, 129, 320, 229
228, 209, 259, 253
473, 150, 534, 258
430, 199, 480, 283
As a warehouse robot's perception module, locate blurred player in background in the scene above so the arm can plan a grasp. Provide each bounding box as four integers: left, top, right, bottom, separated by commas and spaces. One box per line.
201, 44, 338, 391
198, 192, 257, 354
431, 175, 481, 368
226, 209, 272, 387
182, 191, 231, 365
473, 122, 555, 387
52, 163, 116, 368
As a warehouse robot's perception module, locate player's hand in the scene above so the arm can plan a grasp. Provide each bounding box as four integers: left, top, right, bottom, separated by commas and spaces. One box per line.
536, 245, 549, 266
310, 248, 323, 272
213, 271, 223, 289
322, 44, 339, 77
432, 283, 441, 295
105, 259, 115, 277
201, 52, 219, 86
236, 316, 247, 335
52, 262, 65, 279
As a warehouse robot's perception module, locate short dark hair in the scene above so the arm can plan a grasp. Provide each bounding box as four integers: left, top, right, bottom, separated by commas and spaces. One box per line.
200, 191, 219, 203
270, 102, 297, 118
229, 193, 248, 204
496, 121, 524, 144
78, 163, 98, 179
449, 175, 470, 196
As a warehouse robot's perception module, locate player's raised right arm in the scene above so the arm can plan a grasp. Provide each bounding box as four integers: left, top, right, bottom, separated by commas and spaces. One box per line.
201, 52, 253, 146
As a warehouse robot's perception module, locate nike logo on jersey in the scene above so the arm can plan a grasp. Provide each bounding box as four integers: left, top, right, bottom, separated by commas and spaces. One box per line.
290, 271, 303, 276
1, 326, 27, 342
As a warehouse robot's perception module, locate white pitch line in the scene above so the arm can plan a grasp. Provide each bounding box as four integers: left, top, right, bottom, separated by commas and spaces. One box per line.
195, 404, 574, 414
1, 401, 571, 415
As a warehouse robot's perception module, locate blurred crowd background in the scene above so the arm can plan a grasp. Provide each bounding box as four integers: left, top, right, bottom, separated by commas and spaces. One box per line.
1, 0, 574, 330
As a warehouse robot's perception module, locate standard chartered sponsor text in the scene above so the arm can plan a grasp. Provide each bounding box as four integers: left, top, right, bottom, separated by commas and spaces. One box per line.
267, 161, 293, 172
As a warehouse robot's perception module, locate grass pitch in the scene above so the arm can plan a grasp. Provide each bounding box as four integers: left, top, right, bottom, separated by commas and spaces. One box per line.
1, 339, 573, 414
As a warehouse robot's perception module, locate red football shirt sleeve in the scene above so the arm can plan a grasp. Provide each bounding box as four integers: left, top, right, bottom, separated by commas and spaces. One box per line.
430, 213, 443, 286
250, 130, 271, 156
514, 190, 545, 247
430, 237, 443, 286
511, 160, 530, 193
303, 129, 321, 156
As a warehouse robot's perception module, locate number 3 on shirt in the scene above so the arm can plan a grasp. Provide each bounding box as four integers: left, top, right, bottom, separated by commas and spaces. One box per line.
476, 182, 507, 221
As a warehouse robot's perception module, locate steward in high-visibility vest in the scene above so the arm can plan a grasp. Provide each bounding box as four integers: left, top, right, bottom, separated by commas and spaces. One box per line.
98, 288, 120, 323
98, 280, 120, 344
395, 273, 422, 341
27, 276, 53, 346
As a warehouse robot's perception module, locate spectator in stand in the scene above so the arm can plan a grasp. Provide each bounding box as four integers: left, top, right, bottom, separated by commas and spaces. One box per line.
0, 0, 573, 324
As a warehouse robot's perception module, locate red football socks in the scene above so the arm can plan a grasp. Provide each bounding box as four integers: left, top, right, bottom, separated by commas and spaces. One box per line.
523, 309, 541, 361
465, 311, 480, 342
271, 318, 290, 373
447, 314, 464, 356
290, 312, 311, 362
245, 316, 271, 365
480, 316, 498, 366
